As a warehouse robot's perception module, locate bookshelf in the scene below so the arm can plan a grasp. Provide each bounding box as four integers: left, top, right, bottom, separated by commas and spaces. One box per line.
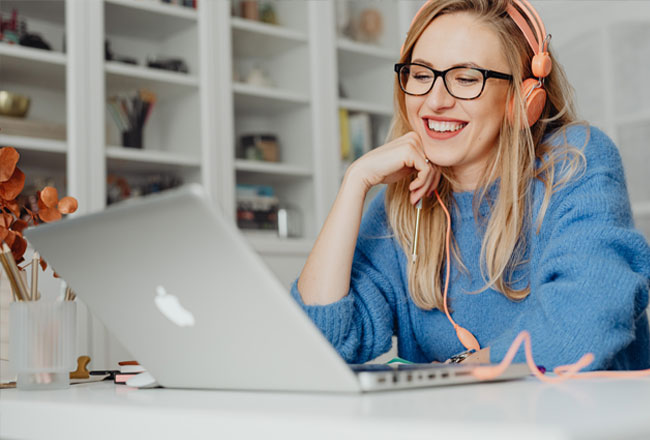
0, 0, 415, 368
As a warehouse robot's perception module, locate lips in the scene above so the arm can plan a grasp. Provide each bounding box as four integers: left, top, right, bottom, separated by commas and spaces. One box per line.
422, 117, 467, 140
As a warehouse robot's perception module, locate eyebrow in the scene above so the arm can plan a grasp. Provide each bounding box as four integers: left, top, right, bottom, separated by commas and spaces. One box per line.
411, 58, 482, 69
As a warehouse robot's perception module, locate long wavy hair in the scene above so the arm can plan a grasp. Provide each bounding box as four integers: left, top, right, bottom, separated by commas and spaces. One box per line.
386, 0, 587, 310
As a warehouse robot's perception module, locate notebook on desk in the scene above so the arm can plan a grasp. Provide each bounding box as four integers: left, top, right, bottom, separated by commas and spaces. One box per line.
25, 184, 528, 393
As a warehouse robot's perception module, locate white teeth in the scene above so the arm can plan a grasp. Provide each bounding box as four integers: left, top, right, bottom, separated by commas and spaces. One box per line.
427, 120, 467, 132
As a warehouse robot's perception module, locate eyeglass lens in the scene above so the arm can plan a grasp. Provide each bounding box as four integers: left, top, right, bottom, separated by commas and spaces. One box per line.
399, 65, 484, 99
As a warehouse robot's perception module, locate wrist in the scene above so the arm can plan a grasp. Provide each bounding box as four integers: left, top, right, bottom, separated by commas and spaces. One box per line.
342, 161, 372, 196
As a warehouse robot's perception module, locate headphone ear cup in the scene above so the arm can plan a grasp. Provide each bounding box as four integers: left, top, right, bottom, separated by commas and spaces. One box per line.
507, 78, 546, 128
523, 78, 546, 127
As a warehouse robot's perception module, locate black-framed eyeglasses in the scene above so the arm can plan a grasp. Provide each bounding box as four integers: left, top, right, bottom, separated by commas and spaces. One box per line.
394, 63, 513, 100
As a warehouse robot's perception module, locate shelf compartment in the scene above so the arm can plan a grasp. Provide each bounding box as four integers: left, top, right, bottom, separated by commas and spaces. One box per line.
7, 146, 67, 172
235, 159, 312, 178
336, 38, 397, 61
233, 82, 310, 113
0, 44, 66, 89
0, 0, 65, 25
105, 61, 198, 100
339, 98, 392, 117
104, 0, 197, 40
231, 17, 308, 58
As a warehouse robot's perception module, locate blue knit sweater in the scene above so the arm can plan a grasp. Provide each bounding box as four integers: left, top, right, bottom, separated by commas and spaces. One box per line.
291, 125, 650, 370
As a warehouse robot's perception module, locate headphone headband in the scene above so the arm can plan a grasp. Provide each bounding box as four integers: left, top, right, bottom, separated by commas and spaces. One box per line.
507, 0, 548, 55
403, 0, 550, 57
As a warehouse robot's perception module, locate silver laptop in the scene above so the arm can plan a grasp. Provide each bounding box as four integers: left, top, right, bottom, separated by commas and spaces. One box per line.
25, 184, 529, 392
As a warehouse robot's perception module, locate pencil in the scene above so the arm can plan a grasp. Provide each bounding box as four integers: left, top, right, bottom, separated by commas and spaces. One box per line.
0, 243, 29, 301
411, 198, 423, 263
31, 252, 39, 301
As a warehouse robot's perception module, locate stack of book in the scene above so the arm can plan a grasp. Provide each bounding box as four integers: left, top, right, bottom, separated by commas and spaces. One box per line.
236, 184, 279, 232
114, 362, 146, 384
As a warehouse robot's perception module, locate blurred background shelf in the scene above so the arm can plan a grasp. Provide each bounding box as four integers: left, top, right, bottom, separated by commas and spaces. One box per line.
104, 0, 197, 39
0, 44, 66, 88
0, 134, 66, 153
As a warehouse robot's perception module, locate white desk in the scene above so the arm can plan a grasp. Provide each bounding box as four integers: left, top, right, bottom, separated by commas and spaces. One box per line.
2, 377, 650, 439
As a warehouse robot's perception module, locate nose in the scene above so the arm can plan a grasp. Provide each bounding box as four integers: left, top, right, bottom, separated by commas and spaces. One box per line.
424, 75, 455, 110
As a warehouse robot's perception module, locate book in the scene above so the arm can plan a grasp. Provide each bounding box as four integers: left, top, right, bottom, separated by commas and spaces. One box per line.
348, 112, 372, 160
339, 108, 351, 160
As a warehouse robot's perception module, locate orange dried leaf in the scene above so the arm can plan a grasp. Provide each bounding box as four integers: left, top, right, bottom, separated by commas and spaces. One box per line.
57, 196, 78, 214
0, 227, 8, 242
38, 206, 62, 223
6, 200, 20, 217
40, 187, 59, 208
11, 219, 28, 233
0, 168, 25, 201
4, 230, 15, 247
0, 213, 12, 228
11, 235, 27, 262
0, 147, 19, 182
39, 258, 48, 271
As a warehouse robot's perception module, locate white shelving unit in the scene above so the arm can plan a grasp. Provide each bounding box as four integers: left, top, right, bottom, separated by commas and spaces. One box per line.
0, 0, 414, 368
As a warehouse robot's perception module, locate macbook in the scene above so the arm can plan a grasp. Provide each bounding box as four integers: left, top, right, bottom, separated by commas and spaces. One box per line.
25, 184, 529, 392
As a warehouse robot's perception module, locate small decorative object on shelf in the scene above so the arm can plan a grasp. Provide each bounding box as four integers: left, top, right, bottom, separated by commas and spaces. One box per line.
259, 2, 278, 25
105, 40, 138, 65
335, 0, 354, 39
0, 9, 53, 50
160, 0, 197, 8
277, 203, 302, 239
357, 8, 384, 44
238, 134, 280, 162
236, 184, 278, 232
0, 91, 30, 118
147, 56, 189, 74
245, 65, 274, 88
106, 173, 182, 205
240, 1, 260, 21
106, 90, 157, 149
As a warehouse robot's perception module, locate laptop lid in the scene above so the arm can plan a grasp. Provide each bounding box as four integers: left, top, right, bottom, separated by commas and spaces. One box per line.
25, 184, 360, 392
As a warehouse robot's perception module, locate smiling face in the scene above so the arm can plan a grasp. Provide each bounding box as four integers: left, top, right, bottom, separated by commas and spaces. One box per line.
405, 11, 511, 191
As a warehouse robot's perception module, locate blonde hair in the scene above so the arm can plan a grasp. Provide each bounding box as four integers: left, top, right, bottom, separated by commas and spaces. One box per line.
386, 0, 587, 310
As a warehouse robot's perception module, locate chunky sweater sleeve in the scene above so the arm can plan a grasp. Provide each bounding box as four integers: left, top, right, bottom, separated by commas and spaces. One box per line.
488, 126, 650, 370
290, 190, 398, 363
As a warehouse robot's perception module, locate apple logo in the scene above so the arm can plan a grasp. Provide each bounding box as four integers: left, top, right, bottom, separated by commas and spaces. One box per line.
154, 285, 195, 327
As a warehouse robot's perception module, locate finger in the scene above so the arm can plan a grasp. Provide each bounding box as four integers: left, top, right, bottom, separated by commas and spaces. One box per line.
408, 158, 432, 191
426, 166, 442, 196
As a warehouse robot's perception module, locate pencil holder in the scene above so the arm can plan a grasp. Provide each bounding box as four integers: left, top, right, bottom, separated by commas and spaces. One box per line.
9, 301, 76, 390
122, 128, 143, 149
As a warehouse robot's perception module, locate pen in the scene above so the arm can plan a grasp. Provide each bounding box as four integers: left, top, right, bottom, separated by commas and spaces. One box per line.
411, 198, 423, 263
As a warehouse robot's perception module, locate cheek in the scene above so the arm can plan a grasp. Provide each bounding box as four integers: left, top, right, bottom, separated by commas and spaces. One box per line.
404, 97, 420, 128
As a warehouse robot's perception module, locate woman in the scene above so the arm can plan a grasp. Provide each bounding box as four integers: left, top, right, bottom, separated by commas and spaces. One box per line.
292, 0, 650, 370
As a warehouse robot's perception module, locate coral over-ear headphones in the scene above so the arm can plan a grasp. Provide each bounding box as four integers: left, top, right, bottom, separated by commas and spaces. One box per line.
401, 0, 552, 127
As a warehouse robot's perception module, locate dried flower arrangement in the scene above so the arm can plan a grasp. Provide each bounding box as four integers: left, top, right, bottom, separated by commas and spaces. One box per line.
0, 146, 78, 300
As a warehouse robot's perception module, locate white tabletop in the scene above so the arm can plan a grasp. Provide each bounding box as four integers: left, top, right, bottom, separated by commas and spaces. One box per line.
2, 377, 650, 440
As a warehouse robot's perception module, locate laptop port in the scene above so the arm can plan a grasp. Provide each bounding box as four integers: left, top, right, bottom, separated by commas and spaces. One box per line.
393, 374, 398, 383
377, 377, 387, 383
455, 371, 472, 377
406, 373, 413, 382
441, 372, 449, 378
427, 373, 436, 380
